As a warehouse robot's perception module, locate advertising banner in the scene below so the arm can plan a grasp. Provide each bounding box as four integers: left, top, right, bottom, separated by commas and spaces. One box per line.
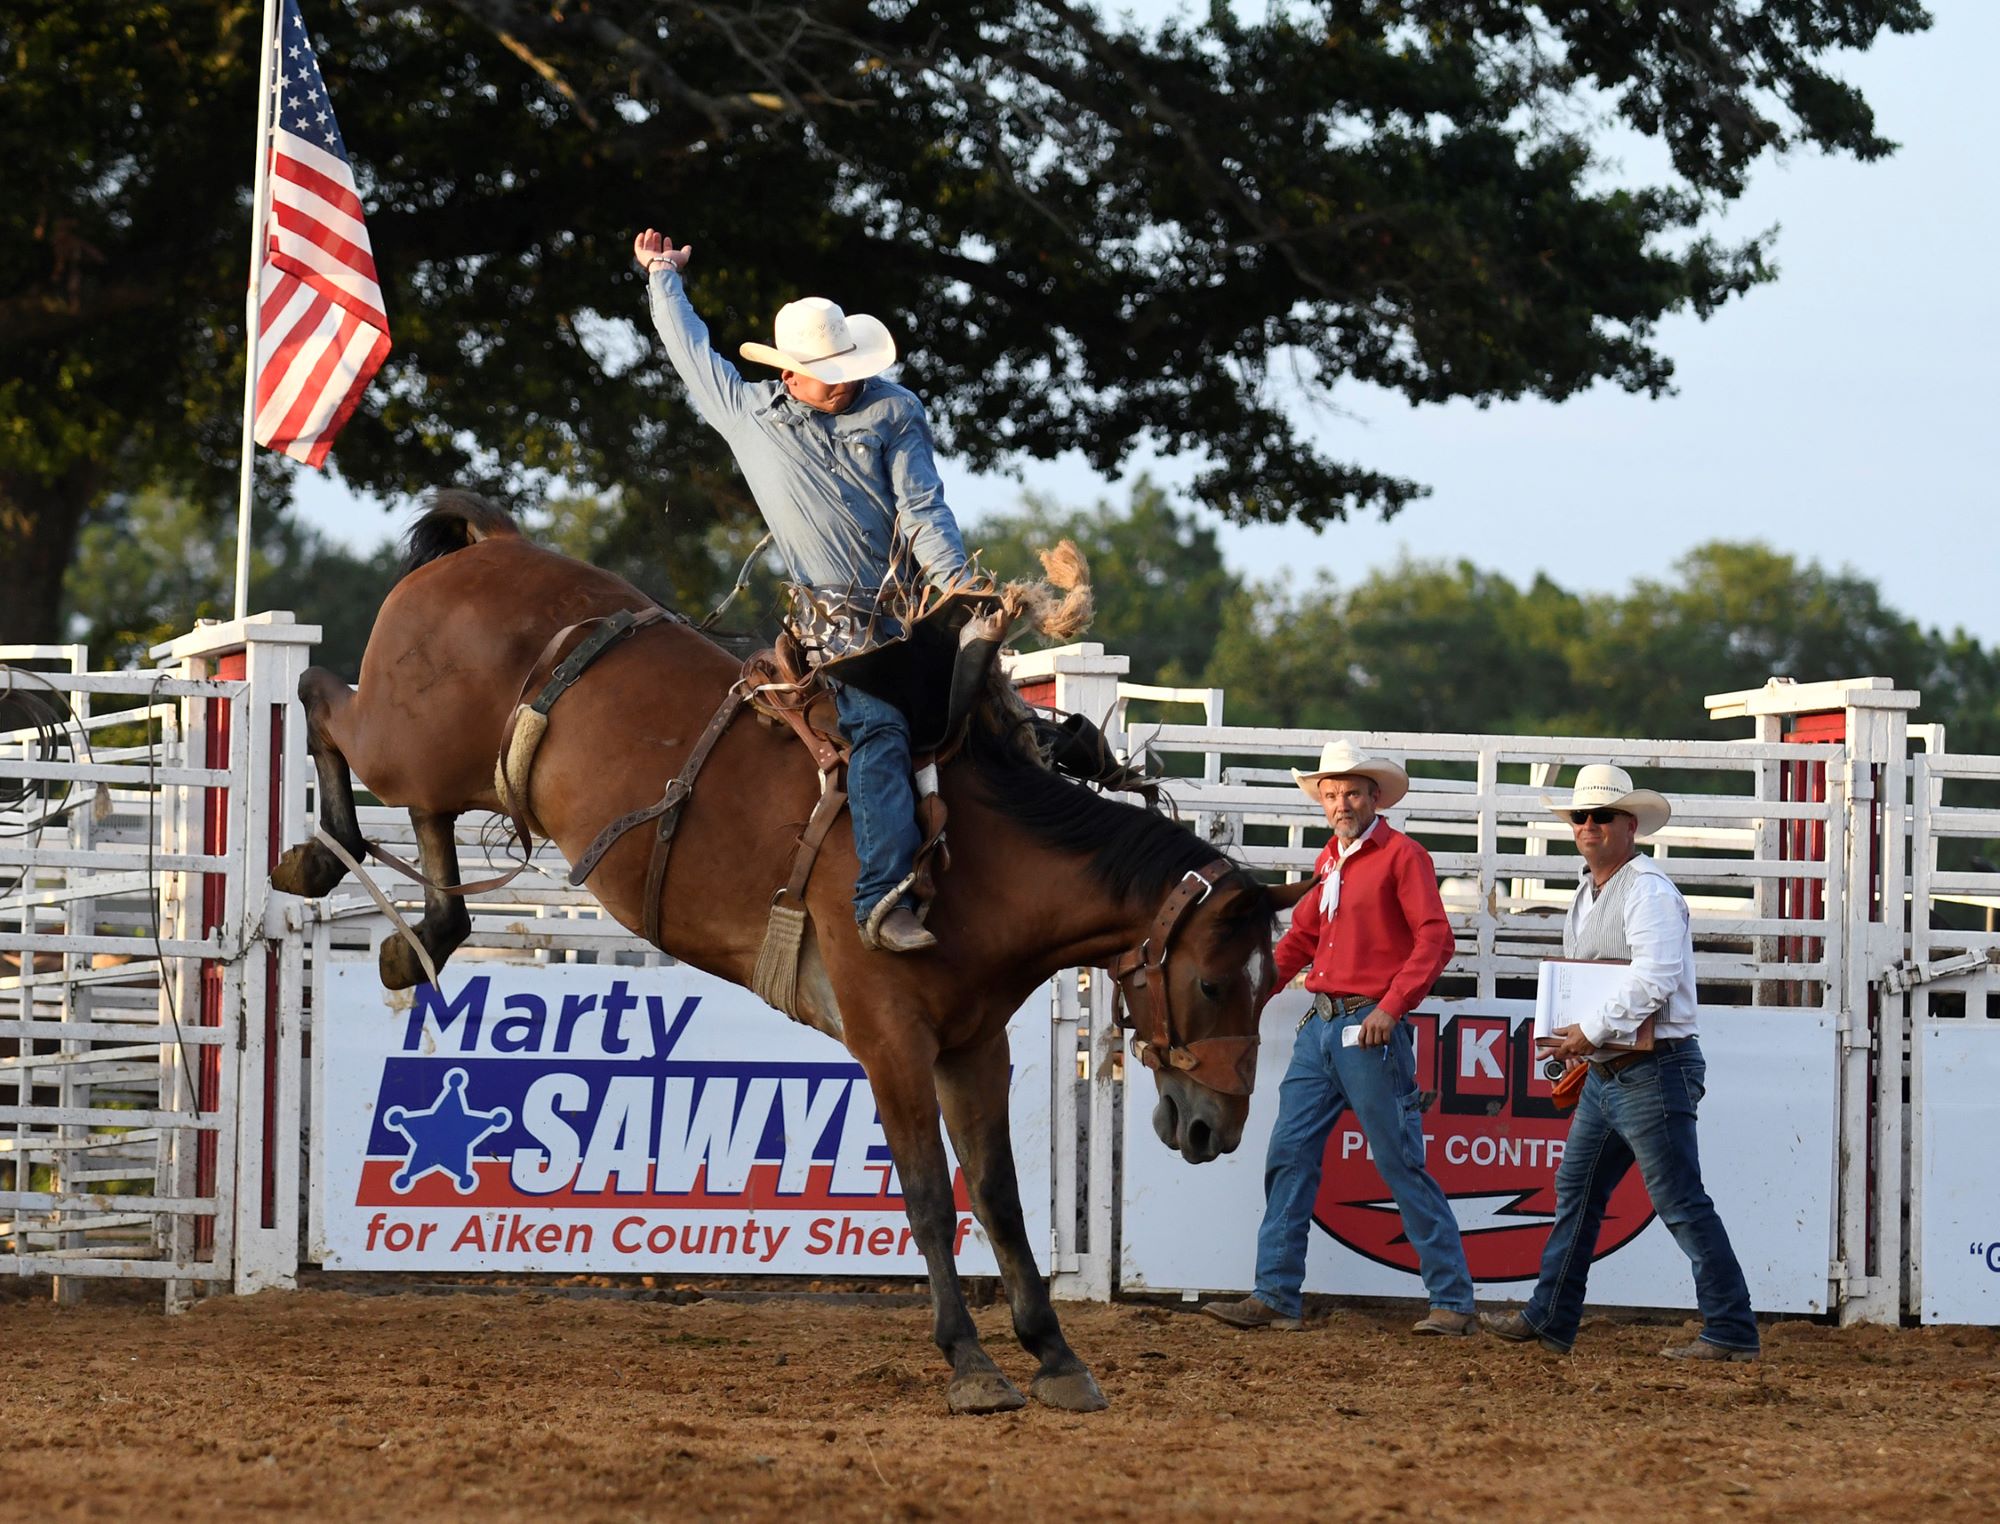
1917, 1020, 2000, 1323
313, 959, 1051, 1276
1122, 992, 1836, 1314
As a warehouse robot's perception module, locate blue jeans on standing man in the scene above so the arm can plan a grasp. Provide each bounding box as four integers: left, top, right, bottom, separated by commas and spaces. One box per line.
1520, 1039, 1759, 1353
831, 680, 923, 924
1255, 1000, 1475, 1320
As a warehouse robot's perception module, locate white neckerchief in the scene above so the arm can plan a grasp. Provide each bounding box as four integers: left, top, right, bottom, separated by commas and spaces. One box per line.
1322, 817, 1379, 915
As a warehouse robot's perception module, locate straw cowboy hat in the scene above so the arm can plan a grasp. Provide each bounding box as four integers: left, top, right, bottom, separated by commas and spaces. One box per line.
1291, 739, 1410, 809
740, 297, 897, 384
1543, 763, 1672, 838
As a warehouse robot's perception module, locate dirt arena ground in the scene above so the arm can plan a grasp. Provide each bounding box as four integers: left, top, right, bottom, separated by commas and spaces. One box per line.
3, 1281, 1996, 1522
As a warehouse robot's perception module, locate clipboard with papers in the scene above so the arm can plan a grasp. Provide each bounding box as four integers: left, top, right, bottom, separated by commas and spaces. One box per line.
1532, 958, 1656, 1052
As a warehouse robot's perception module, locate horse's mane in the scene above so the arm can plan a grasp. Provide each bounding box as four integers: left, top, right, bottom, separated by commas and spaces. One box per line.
398, 491, 524, 582
965, 720, 1252, 910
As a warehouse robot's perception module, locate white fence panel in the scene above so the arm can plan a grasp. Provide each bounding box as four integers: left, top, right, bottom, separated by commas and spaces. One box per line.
1, 618, 314, 1304
1906, 751, 2000, 1321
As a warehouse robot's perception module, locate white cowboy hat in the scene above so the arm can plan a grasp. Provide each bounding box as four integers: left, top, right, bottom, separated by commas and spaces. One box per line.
1542, 763, 1672, 838
1291, 739, 1410, 810
740, 297, 897, 383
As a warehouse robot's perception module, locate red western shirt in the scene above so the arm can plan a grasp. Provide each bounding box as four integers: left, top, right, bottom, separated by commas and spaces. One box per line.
1271, 819, 1454, 1019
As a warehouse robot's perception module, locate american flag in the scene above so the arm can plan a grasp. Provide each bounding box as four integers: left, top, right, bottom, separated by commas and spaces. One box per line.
253, 0, 390, 469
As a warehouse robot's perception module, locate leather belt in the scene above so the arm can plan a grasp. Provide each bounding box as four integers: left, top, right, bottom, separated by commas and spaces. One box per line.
1599, 1036, 1691, 1075
1311, 992, 1378, 1022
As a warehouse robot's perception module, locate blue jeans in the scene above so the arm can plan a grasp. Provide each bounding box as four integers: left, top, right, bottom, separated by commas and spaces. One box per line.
831, 682, 922, 923
1254, 1002, 1475, 1319
1521, 1040, 1758, 1353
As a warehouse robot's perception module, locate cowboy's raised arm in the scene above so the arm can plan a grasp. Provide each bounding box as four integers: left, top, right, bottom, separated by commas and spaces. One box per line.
633, 229, 754, 431
885, 404, 968, 588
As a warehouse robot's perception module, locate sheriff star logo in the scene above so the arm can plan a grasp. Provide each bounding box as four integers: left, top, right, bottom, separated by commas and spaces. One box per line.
382, 1068, 512, 1194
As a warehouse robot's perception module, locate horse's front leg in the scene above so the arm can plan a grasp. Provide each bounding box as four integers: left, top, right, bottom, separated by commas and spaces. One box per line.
378, 808, 473, 990
937, 1023, 1108, 1412
855, 1034, 1025, 1414
271, 668, 365, 898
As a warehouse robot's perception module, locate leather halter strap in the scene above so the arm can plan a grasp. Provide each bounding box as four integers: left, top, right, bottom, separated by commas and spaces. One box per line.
1107, 859, 1260, 1096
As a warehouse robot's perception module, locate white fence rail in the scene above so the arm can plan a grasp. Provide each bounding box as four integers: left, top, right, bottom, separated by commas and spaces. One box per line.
8, 629, 1991, 1326
1905, 750, 2000, 1322
0, 617, 314, 1301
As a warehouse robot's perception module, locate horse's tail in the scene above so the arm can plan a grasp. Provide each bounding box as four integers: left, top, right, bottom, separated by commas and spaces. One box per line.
398, 490, 522, 581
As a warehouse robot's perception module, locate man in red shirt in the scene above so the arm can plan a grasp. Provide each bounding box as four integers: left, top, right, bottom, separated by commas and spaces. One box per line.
1204, 741, 1476, 1334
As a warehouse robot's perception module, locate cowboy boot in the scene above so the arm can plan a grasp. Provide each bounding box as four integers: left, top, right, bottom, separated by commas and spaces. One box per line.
874, 906, 937, 954
1199, 1295, 1302, 1332
1480, 1310, 1569, 1354
1411, 1308, 1477, 1337
1662, 1337, 1758, 1363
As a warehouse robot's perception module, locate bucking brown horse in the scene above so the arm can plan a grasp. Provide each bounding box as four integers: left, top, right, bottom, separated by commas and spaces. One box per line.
272, 492, 1302, 1415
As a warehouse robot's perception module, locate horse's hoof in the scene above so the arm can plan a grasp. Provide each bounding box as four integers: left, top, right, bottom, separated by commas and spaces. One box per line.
946, 1370, 1027, 1415
378, 936, 431, 991
1030, 1368, 1108, 1412
271, 842, 344, 899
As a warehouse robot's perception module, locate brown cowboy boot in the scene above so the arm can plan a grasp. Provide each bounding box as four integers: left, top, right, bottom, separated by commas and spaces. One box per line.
1199, 1295, 1302, 1332
874, 906, 937, 953
1411, 1308, 1476, 1337
1662, 1337, 1758, 1363
1480, 1310, 1568, 1354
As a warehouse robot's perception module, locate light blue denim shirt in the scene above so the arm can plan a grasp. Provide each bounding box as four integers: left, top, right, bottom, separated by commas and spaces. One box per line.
645, 266, 968, 601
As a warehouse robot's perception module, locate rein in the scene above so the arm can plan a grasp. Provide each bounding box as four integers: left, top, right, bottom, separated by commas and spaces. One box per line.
1107, 859, 1260, 1096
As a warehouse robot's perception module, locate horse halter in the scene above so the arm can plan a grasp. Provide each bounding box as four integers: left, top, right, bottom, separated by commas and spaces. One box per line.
1107, 859, 1260, 1097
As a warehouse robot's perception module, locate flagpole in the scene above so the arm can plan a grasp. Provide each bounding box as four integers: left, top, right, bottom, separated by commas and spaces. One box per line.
233, 0, 283, 620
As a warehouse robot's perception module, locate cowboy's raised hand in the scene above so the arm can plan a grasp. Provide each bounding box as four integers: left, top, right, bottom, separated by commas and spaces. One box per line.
632, 229, 693, 274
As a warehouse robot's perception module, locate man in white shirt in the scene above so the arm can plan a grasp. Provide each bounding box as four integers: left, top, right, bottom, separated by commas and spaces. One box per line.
1482, 764, 1759, 1361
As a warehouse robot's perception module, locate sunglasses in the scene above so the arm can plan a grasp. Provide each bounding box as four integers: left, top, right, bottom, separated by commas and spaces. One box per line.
1568, 808, 1629, 825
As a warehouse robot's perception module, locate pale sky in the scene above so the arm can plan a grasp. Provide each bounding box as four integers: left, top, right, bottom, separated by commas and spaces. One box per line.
294, 0, 1999, 645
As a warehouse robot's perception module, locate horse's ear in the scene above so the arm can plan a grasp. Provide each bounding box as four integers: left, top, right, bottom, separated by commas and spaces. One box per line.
1265, 876, 1316, 914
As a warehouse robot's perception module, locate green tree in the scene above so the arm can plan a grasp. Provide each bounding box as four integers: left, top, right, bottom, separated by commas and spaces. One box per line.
1204, 571, 1355, 730
1203, 542, 1966, 743
1341, 559, 1561, 734
5, 1, 1930, 640
1573, 543, 1934, 739
973, 478, 1239, 684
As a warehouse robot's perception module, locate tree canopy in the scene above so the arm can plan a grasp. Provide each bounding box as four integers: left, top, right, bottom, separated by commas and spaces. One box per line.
1202, 542, 1996, 748
5, 0, 1931, 640
60, 477, 2000, 757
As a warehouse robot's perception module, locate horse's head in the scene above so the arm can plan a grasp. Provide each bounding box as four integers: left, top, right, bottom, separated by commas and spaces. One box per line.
1119, 866, 1312, 1165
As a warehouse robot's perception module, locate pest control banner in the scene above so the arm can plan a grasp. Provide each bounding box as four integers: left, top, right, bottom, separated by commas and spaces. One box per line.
1122, 993, 1837, 1314
312, 959, 1050, 1276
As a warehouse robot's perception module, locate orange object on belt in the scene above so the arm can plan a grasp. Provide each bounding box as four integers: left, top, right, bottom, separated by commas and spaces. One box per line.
1550, 1061, 1588, 1111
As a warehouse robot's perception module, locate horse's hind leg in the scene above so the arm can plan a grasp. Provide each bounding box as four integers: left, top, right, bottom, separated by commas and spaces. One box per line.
378, 809, 473, 991
272, 668, 367, 898
937, 1025, 1107, 1412
853, 1033, 1025, 1415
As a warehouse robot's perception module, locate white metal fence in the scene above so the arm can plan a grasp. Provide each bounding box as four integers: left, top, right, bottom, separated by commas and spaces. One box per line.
1903, 749, 2000, 1322
0, 617, 313, 1301
8, 625, 1998, 1325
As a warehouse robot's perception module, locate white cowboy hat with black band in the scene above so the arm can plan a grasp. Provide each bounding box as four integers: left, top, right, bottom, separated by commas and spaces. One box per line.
740, 297, 897, 384
1543, 763, 1672, 838
1291, 739, 1410, 810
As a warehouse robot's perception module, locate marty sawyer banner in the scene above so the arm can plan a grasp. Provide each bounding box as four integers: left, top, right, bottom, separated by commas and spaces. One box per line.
312, 959, 1051, 1276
